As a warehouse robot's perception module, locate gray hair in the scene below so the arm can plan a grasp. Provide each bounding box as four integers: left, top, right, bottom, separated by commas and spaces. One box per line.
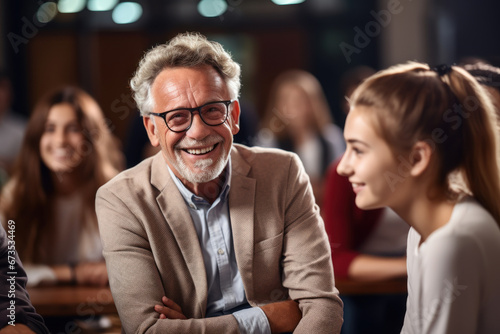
130, 32, 241, 116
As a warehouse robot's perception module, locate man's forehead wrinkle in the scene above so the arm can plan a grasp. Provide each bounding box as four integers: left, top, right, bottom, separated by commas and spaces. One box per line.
163, 81, 184, 104
164, 80, 180, 94
151, 80, 181, 110
152, 67, 228, 111
185, 76, 199, 105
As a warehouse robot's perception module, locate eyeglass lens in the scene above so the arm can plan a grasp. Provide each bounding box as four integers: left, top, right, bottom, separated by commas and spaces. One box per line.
166, 102, 228, 131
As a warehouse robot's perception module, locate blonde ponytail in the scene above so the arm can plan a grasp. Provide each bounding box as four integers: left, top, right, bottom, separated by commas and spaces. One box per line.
446, 67, 500, 227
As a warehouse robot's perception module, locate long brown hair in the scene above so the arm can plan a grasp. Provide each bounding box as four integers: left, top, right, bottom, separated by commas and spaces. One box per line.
350, 62, 500, 227
261, 70, 334, 141
0, 86, 124, 262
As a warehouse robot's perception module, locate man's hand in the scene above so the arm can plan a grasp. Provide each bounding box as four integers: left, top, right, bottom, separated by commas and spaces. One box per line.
261, 300, 302, 334
154, 296, 187, 320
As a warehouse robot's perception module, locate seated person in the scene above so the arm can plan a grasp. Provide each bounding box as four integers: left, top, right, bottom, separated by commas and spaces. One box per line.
0, 86, 124, 287
0, 224, 49, 333
96, 32, 343, 333
338, 62, 500, 333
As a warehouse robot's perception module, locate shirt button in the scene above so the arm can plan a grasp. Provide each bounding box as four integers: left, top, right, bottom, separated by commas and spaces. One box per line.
218, 248, 225, 255
189, 203, 196, 209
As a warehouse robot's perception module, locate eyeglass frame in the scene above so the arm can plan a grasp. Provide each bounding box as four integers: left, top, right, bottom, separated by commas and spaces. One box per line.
149, 100, 236, 133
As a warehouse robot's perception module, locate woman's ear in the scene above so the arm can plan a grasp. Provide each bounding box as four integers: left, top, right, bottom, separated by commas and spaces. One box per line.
409, 141, 433, 177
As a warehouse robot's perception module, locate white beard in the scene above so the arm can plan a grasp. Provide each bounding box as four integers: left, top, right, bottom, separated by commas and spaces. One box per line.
172, 135, 229, 184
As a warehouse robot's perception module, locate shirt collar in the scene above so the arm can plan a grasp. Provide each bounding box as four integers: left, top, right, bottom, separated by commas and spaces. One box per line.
167, 157, 232, 209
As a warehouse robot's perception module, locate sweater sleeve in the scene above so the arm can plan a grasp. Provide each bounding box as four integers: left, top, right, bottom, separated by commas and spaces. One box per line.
322, 159, 382, 280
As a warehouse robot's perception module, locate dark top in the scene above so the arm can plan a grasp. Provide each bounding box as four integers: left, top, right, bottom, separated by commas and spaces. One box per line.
0, 223, 49, 333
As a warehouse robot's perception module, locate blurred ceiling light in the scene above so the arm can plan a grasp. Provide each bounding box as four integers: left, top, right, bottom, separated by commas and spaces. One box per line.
271, 0, 306, 5
88, 0, 118, 11
37, 2, 58, 23
58, 0, 86, 13
198, 0, 228, 18
112, 2, 143, 24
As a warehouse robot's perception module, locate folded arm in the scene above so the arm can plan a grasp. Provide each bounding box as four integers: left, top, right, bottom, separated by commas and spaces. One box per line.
155, 296, 301, 333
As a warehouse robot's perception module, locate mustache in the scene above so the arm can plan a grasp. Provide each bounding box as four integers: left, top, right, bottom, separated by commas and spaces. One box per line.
175, 134, 223, 149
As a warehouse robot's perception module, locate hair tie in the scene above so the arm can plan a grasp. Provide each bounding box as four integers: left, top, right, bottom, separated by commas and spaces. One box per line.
432, 64, 452, 77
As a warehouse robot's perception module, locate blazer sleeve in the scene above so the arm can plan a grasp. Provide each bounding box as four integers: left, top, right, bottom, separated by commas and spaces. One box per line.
280, 154, 344, 333
96, 186, 240, 334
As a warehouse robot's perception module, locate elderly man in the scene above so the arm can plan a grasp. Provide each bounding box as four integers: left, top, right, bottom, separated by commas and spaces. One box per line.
96, 32, 343, 333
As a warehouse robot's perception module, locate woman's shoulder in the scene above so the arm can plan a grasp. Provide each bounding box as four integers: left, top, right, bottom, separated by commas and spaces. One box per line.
449, 197, 500, 237
422, 198, 500, 264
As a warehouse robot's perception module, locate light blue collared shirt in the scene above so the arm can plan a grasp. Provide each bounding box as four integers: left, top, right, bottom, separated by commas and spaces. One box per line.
167, 158, 270, 334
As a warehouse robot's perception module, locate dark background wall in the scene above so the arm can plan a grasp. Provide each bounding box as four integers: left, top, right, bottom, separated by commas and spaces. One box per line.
1, 0, 499, 143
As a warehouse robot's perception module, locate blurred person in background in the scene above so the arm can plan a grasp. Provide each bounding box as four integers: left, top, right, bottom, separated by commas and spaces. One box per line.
256, 70, 345, 206
0, 86, 124, 288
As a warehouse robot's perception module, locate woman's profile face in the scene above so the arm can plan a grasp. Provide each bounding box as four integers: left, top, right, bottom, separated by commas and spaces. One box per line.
39, 103, 86, 174
337, 106, 404, 210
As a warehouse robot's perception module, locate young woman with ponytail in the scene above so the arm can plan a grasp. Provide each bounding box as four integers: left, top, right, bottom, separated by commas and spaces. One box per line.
337, 62, 500, 333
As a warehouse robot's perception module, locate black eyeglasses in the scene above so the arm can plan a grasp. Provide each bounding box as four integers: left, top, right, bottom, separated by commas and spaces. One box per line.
150, 100, 235, 133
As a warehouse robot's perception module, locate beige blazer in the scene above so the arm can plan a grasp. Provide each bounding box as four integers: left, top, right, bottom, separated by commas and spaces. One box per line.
96, 144, 343, 333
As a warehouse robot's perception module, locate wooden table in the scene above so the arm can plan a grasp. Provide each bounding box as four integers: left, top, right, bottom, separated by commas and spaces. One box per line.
28, 285, 117, 317
335, 277, 408, 295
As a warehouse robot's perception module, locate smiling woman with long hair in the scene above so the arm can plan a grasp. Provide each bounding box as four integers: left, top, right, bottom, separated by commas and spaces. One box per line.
0, 86, 124, 286
257, 70, 345, 206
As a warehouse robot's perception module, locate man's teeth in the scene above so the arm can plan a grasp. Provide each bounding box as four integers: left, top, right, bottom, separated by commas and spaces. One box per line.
186, 145, 215, 155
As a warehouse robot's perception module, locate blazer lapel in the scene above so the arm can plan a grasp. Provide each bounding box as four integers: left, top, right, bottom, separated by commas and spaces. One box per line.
229, 148, 257, 297
150, 153, 208, 317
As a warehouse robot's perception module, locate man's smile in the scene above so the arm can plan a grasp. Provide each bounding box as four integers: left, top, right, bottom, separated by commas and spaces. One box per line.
182, 143, 218, 155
